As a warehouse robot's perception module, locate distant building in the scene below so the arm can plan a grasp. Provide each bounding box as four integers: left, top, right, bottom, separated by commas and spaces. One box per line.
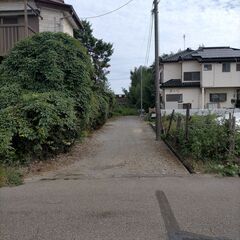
115, 94, 128, 106
160, 47, 240, 109
0, 0, 82, 57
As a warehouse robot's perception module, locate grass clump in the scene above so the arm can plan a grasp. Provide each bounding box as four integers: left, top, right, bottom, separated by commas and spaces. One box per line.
205, 162, 240, 177
0, 165, 23, 187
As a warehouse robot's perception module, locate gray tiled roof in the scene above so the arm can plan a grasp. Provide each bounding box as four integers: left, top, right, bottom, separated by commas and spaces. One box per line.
161, 48, 195, 62
192, 47, 240, 59
161, 47, 240, 62
161, 79, 200, 88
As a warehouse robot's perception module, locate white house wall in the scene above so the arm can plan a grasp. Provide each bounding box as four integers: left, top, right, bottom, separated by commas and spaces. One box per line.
202, 63, 240, 87
163, 63, 181, 82
204, 88, 237, 108
39, 7, 74, 36
62, 17, 74, 36
164, 88, 201, 109
182, 61, 201, 81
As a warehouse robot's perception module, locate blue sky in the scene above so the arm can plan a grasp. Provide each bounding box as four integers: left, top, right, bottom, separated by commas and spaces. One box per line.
67, 0, 240, 94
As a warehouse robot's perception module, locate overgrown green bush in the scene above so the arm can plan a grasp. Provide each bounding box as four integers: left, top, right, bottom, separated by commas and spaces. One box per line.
113, 105, 138, 116
0, 92, 77, 164
0, 32, 114, 166
0, 32, 93, 122
165, 115, 235, 162
235, 133, 240, 157
183, 115, 228, 161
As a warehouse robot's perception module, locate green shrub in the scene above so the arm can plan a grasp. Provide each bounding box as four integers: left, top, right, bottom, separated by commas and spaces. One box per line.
0, 32, 93, 122
207, 163, 240, 177
235, 133, 240, 157
0, 92, 77, 165
113, 105, 138, 116
168, 115, 230, 162
0, 83, 22, 109
0, 32, 114, 166
0, 165, 23, 187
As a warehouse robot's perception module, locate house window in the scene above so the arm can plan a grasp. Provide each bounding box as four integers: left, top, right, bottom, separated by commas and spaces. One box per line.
166, 94, 183, 102
203, 64, 212, 71
184, 72, 200, 81
2, 17, 18, 25
210, 93, 227, 102
236, 63, 240, 71
222, 63, 231, 72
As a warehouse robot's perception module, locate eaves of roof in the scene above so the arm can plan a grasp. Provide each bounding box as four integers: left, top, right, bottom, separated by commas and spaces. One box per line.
36, 0, 83, 29
160, 47, 240, 63
161, 79, 200, 88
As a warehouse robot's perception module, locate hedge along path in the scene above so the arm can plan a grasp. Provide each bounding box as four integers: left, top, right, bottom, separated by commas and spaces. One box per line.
0, 32, 114, 165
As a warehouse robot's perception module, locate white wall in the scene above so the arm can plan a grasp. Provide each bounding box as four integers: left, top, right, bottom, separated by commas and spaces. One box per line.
164, 88, 201, 109
202, 63, 240, 87
204, 88, 238, 108
163, 63, 181, 82
39, 7, 74, 36
62, 18, 73, 36
182, 61, 201, 82
39, 7, 62, 33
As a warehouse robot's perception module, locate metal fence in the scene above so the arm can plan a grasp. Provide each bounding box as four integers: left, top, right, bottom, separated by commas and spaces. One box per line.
161, 108, 240, 117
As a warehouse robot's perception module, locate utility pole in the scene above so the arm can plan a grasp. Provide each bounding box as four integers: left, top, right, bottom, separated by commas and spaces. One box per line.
153, 0, 161, 140
24, 0, 28, 37
140, 65, 143, 116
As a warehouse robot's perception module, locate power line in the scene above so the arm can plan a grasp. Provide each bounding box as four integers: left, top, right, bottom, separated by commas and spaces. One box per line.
83, 0, 135, 19
144, 7, 154, 66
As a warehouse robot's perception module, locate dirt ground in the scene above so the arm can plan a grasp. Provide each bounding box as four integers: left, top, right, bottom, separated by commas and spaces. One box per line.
25, 116, 188, 181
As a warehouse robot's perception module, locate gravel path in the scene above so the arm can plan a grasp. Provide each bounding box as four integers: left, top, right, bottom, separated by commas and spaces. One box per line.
1, 117, 239, 240
33, 116, 188, 181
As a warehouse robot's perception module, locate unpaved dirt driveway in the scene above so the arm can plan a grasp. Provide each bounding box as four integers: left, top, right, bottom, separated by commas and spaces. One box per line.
35, 116, 187, 180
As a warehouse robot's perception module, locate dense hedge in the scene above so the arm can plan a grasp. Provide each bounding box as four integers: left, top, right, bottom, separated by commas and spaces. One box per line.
0, 32, 114, 165
164, 114, 239, 162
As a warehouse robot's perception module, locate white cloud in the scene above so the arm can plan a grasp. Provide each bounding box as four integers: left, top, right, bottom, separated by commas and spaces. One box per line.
67, 0, 240, 93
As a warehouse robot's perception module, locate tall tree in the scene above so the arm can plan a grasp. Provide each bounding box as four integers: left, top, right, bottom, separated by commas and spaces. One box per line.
74, 20, 113, 88
126, 66, 155, 110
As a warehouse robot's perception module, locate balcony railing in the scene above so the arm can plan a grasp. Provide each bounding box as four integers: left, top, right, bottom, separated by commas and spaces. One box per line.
0, 24, 36, 56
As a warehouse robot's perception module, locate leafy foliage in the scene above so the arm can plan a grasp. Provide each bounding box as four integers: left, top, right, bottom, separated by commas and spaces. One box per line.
164, 114, 240, 167
112, 105, 138, 116
0, 165, 23, 187
0, 92, 77, 164
207, 162, 240, 177
74, 20, 113, 85
125, 66, 155, 110
0, 32, 115, 166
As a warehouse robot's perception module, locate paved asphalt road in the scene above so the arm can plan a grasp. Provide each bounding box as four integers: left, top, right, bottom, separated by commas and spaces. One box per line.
0, 117, 239, 240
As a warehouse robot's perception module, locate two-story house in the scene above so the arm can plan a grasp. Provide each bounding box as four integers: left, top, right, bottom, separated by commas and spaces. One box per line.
0, 0, 82, 57
160, 47, 240, 109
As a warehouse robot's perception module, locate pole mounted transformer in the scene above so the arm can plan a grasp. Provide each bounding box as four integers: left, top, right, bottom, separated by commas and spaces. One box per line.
153, 0, 162, 140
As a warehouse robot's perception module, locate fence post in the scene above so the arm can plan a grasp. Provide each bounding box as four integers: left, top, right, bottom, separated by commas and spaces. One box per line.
185, 105, 190, 141
166, 109, 175, 137
229, 116, 236, 157
175, 115, 181, 145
